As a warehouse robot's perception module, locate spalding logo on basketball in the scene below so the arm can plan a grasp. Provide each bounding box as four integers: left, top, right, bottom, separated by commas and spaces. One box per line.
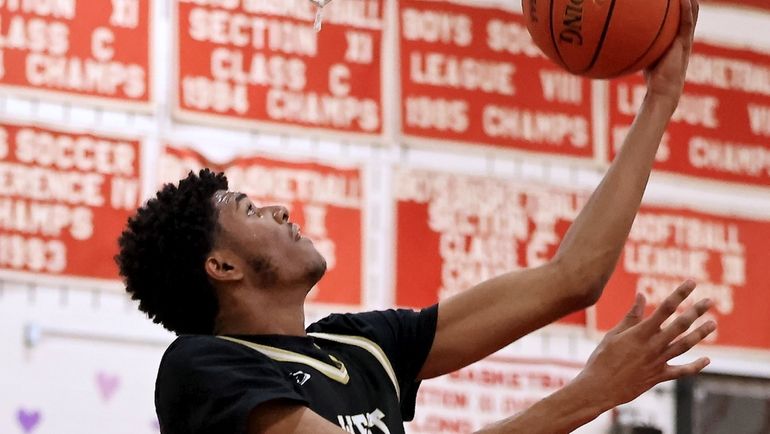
523, 0, 681, 78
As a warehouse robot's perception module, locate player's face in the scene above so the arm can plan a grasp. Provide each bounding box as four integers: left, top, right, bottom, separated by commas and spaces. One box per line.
212, 190, 326, 289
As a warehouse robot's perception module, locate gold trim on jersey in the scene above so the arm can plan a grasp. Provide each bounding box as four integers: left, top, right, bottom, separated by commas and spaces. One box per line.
217, 336, 350, 385
308, 332, 400, 401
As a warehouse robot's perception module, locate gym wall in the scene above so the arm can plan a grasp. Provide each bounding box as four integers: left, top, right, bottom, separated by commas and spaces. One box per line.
1, 1, 769, 433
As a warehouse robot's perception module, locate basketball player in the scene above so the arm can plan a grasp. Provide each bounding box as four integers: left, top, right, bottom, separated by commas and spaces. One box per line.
117, 0, 709, 432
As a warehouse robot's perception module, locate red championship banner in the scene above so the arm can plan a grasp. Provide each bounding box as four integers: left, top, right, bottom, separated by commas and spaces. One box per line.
399, 0, 594, 159
0, 121, 142, 286
174, 0, 384, 138
160, 145, 363, 306
394, 168, 587, 325
0, 0, 152, 109
609, 41, 770, 187
596, 207, 770, 351
406, 356, 611, 433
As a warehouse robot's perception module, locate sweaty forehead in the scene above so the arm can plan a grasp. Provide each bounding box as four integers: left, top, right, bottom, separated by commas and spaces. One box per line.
212, 190, 230, 206
212, 190, 248, 211
211, 190, 229, 212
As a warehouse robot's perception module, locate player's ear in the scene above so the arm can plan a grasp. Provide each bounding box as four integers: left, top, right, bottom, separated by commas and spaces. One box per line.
205, 250, 243, 282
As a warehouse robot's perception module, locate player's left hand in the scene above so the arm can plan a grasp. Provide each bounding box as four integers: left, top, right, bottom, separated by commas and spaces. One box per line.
644, 0, 699, 107
574, 280, 715, 407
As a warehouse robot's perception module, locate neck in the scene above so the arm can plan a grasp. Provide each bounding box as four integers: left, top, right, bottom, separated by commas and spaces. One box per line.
213, 284, 308, 337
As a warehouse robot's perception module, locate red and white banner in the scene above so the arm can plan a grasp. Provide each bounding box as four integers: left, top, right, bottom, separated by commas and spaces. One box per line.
0, 0, 152, 108
609, 41, 770, 187
174, 0, 384, 138
406, 356, 596, 433
160, 145, 364, 306
0, 121, 142, 285
394, 168, 587, 325
399, 0, 594, 159
596, 206, 770, 351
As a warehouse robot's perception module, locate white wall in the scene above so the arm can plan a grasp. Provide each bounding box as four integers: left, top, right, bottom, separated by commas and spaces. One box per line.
1, 1, 770, 434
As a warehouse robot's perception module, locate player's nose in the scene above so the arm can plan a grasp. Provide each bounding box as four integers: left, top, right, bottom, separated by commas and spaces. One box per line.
267, 205, 289, 224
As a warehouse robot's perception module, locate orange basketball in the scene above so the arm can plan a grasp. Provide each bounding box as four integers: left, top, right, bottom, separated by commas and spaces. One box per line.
522, 0, 681, 79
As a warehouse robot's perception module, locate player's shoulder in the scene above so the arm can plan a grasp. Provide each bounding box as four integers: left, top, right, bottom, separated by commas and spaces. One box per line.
165, 334, 245, 354
307, 308, 422, 339
307, 310, 385, 334
160, 335, 272, 371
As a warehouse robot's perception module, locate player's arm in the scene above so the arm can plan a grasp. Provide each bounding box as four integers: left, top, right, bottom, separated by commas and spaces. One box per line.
249, 282, 714, 434
478, 281, 714, 434
418, 0, 699, 380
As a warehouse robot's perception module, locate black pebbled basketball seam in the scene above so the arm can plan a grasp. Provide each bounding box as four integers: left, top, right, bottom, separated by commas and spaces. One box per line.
548, 0, 569, 68
611, 0, 674, 78
578, 0, 618, 75
548, 0, 620, 75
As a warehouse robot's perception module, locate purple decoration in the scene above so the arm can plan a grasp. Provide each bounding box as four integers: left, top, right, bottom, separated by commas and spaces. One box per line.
95, 372, 121, 402
16, 408, 41, 433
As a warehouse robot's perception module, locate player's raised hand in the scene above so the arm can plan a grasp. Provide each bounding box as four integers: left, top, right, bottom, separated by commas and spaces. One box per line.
574, 280, 715, 407
645, 0, 700, 105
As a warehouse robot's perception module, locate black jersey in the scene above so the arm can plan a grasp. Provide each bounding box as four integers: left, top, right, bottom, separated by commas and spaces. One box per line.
155, 305, 438, 434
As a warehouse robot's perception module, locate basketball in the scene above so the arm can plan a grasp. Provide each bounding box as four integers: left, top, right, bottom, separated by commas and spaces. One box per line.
523, 0, 681, 78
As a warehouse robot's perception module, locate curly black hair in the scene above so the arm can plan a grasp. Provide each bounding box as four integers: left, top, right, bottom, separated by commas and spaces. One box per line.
116, 169, 228, 335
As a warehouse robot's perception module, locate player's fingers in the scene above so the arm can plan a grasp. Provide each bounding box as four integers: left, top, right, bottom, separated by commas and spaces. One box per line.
660, 320, 717, 362
679, 0, 695, 39
654, 357, 710, 383
693, 0, 700, 26
608, 293, 646, 336
655, 298, 713, 346
643, 280, 697, 332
